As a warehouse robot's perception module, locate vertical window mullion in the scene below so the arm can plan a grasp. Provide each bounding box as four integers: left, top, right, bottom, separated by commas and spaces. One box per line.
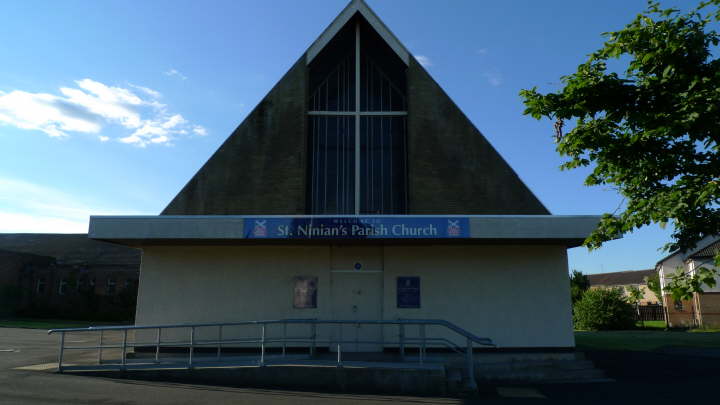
354, 20, 361, 215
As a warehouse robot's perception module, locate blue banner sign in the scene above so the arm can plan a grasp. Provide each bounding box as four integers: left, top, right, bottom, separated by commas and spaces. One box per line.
244, 217, 470, 239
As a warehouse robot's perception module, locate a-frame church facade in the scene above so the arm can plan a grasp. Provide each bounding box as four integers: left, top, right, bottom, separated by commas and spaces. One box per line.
89, 0, 600, 351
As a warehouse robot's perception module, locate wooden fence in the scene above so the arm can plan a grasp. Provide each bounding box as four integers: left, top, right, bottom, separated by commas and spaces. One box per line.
637, 304, 665, 321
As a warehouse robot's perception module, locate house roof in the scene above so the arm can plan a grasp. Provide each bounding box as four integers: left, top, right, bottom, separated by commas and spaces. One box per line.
0, 234, 140, 266
0, 248, 54, 263
587, 269, 656, 286
690, 240, 720, 259
655, 235, 719, 266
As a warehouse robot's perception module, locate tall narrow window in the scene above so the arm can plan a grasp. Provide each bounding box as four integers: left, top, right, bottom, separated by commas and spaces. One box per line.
36, 278, 46, 294
308, 16, 407, 215
58, 278, 68, 295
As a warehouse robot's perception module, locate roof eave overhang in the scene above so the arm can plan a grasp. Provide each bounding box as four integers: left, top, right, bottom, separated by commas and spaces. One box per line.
88, 215, 601, 248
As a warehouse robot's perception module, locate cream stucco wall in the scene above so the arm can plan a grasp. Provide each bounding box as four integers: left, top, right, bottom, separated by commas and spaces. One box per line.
135, 244, 574, 348
382, 245, 574, 348
135, 245, 332, 344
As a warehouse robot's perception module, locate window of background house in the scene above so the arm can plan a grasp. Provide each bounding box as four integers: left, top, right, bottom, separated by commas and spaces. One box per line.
106, 278, 116, 295
77, 276, 87, 292
36, 278, 46, 294
58, 278, 68, 295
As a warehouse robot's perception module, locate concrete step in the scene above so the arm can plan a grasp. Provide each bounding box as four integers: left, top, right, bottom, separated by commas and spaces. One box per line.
62, 363, 450, 396
476, 367, 607, 382
476, 359, 594, 372
471, 359, 609, 384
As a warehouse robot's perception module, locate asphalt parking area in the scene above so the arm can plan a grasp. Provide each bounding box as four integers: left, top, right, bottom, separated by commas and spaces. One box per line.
3, 327, 720, 404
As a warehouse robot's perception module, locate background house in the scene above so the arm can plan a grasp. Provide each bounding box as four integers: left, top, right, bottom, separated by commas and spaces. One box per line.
0, 234, 140, 321
587, 269, 660, 305
587, 269, 663, 321
657, 236, 720, 328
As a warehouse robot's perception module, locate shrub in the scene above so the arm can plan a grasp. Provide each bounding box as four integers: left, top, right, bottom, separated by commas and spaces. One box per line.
573, 287, 636, 331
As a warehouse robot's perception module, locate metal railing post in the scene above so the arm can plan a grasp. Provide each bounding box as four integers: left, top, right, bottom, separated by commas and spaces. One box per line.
337, 344, 342, 368
188, 327, 195, 369
355, 322, 360, 352
155, 328, 161, 363
259, 324, 266, 367
216, 325, 223, 361
282, 322, 287, 357
57, 332, 65, 373
97, 330, 103, 365
399, 324, 405, 361
310, 322, 316, 357
466, 338, 477, 390
420, 324, 426, 364
121, 329, 127, 371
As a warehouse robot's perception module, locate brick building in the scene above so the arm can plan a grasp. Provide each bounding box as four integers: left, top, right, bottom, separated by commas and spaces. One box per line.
657, 236, 720, 328
0, 234, 140, 320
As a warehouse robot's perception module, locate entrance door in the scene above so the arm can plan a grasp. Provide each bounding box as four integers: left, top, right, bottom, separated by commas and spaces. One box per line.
330, 245, 383, 352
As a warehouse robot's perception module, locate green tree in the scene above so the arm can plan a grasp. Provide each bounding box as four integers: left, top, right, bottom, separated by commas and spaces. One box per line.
644, 272, 663, 304
520, 1, 720, 300
665, 265, 718, 301
626, 285, 645, 327
569, 269, 590, 304
574, 287, 637, 330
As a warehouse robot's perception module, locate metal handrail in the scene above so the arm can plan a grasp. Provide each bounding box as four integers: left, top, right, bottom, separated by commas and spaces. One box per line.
48, 318, 495, 390
49, 319, 493, 344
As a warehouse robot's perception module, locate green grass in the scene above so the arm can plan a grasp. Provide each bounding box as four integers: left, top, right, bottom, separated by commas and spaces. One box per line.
575, 329, 720, 351
637, 320, 666, 330
0, 318, 129, 330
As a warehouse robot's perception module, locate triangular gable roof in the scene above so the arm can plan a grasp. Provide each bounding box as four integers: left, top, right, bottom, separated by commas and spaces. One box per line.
161, 0, 550, 216
307, 0, 409, 65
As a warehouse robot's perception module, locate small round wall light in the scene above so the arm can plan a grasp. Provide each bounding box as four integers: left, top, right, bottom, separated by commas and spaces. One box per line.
354, 262, 362, 271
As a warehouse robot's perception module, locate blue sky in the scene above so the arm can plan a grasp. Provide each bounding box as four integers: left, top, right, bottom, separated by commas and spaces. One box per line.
0, 0, 691, 274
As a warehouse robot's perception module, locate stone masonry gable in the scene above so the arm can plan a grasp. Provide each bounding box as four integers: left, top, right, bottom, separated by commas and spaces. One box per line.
162, 2, 549, 216
162, 56, 308, 215
406, 57, 549, 215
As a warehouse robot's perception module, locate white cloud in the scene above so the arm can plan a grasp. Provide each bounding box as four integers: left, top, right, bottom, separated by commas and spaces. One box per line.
192, 125, 208, 136
0, 176, 149, 233
162, 114, 185, 129
482, 72, 503, 87
415, 55, 432, 67
59, 79, 145, 129
163, 69, 187, 80
129, 83, 162, 99
477, 48, 488, 55
119, 114, 188, 147
0, 89, 101, 137
0, 79, 206, 146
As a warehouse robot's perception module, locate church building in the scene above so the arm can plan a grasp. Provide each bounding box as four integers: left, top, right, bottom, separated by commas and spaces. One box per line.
89, 0, 600, 352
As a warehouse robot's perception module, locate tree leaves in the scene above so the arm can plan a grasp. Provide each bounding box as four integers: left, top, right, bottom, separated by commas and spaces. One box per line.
520, 1, 720, 255
666, 266, 718, 301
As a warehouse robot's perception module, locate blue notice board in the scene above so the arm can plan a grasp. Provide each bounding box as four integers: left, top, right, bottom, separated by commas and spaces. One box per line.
397, 277, 420, 308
